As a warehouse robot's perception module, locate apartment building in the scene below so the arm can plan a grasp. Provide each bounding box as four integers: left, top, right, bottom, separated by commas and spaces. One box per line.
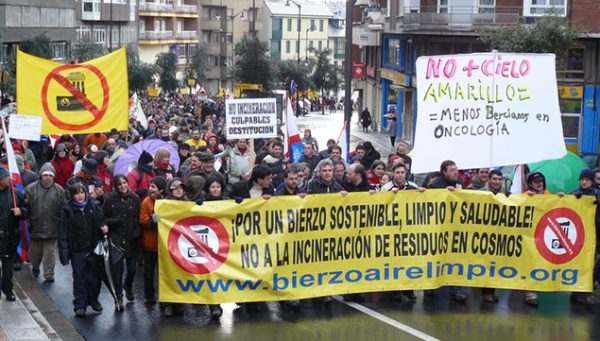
76, 0, 138, 53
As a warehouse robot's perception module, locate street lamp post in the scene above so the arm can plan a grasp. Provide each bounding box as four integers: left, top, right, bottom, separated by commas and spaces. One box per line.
344, 0, 356, 146
286, 0, 302, 117
305, 26, 314, 61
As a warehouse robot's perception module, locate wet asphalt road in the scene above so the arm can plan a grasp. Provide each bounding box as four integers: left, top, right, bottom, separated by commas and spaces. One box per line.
20, 111, 600, 341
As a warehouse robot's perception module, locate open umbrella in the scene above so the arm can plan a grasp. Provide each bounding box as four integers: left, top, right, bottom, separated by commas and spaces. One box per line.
527, 151, 588, 193
113, 139, 180, 176
86, 236, 124, 305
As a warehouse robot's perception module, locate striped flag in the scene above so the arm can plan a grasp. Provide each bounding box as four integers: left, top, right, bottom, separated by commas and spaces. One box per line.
1, 118, 29, 262
285, 96, 304, 162
129, 93, 148, 130
510, 164, 525, 194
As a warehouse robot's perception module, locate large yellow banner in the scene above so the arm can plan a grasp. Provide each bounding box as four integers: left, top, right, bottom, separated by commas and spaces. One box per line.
17, 49, 128, 134
156, 190, 596, 304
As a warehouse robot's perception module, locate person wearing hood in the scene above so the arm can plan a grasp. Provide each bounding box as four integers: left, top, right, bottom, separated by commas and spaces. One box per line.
51, 143, 75, 188
25, 163, 66, 283
94, 150, 113, 194
127, 151, 156, 202
103, 174, 141, 311
58, 183, 108, 318
205, 133, 222, 155
0, 166, 29, 302
569, 169, 599, 306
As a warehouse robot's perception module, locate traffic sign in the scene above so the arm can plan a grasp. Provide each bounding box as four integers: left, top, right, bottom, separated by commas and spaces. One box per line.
41, 64, 110, 131
534, 208, 585, 264
167, 216, 230, 274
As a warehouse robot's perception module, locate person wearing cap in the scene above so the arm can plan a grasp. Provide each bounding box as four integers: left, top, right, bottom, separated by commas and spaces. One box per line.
569, 169, 599, 306
127, 151, 156, 202
139, 176, 167, 305
197, 152, 225, 183
24, 163, 66, 283
82, 133, 108, 153
51, 143, 75, 188
0, 166, 30, 301
14, 154, 37, 187
73, 144, 98, 175
66, 158, 99, 196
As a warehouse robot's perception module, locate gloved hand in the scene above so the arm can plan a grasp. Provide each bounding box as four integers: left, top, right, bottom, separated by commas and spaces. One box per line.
151, 214, 161, 223
235, 197, 243, 204
195, 198, 204, 206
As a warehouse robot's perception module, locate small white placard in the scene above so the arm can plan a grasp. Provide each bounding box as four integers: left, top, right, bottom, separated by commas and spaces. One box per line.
9, 114, 42, 141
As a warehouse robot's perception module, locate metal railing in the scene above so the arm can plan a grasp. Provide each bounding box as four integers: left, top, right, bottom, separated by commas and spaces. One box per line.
176, 31, 198, 39
139, 3, 173, 13
175, 4, 197, 13
399, 6, 521, 30
139, 31, 174, 40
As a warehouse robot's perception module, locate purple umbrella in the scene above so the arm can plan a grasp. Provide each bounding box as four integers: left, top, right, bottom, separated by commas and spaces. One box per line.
113, 139, 180, 176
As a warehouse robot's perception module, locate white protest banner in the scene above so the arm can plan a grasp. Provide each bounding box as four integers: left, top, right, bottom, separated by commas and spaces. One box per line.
226, 98, 277, 139
8, 114, 42, 141
412, 53, 566, 174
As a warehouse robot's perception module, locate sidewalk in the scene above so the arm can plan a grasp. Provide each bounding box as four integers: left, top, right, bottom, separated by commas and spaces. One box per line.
0, 269, 83, 341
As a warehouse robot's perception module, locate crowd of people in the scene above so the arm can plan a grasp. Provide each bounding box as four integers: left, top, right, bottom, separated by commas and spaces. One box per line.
0, 92, 599, 321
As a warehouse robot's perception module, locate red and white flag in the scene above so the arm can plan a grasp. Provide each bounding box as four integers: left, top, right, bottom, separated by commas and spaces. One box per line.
285, 96, 304, 162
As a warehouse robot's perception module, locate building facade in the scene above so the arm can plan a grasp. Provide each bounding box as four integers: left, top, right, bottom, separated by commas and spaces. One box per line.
76, 0, 138, 54
137, 0, 199, 78
198, 0, 264, 94
263, 0, 332, 63
353, 0, 600, 153
0, 0, 77, 62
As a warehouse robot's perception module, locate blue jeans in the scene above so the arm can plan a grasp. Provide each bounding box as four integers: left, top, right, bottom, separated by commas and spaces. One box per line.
70, 252, 101, 311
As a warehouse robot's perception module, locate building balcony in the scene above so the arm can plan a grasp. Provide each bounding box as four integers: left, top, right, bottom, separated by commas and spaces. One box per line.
200, 19, 224, 31
175, 4, 198, 15
176, 31, 198, 39
139, 3, 174, 14
398, 6, 520, 31
139, 31, 174, 40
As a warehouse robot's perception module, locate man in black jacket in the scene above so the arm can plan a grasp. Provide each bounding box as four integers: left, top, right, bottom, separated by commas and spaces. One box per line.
0, 167, 29, 301
229, 165, 275, 200
342, 163, 372, 192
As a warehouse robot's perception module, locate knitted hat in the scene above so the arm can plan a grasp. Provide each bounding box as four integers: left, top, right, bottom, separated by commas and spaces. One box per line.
152, 176, 167, 191
138, 151, 154, 165
81, 158, 98, 175
56, 143, 67, 152
579, 169, 595, 182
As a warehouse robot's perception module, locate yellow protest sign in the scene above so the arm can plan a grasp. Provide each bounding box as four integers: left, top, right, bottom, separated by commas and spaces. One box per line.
156, 190, 596, 304
16, 49, 128, 134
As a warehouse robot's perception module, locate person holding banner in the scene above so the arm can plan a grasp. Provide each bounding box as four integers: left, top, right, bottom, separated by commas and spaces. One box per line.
307, 159, 346, 195
381, 163, 422, 302
568, 169, 598, 306
0, 167, 29, 301
425, 160, 467, 302
139, 176, 167, 305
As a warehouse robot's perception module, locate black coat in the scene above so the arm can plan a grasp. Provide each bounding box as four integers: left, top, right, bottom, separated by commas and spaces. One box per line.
229, 180, 275, 199
103, 191, 141, 257
0, 187, 29, 256
306, 177, 345, 194
58, 199, 106, 265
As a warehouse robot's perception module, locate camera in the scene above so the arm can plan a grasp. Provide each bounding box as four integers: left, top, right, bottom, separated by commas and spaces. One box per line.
187, 247, 199, 258
56, 72, 87, 112
551, 239, 562, 249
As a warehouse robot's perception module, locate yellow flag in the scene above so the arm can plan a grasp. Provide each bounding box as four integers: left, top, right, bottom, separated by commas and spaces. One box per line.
17, 49, 128, 134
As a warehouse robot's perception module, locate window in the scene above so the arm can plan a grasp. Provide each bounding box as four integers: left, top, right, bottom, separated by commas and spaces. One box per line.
287, 19, 292, 31
93, 28, 106, 45
385, 38, 401, 67
297, 18, 300, 31
523, 0, 566, 16
51, 42, 67, 61
319, 19, 323, 32
478, 0, 495, 13
286, 41, 291, 53
296, 40, 299, 53
438, 0, 448, 13
311, 19, 315, 30
309, 40, 313, 49
82, 0, 101, 20
318, 41, 322, 51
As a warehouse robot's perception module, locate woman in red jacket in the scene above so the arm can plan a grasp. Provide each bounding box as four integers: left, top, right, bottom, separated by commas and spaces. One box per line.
51, 143, 75, 188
